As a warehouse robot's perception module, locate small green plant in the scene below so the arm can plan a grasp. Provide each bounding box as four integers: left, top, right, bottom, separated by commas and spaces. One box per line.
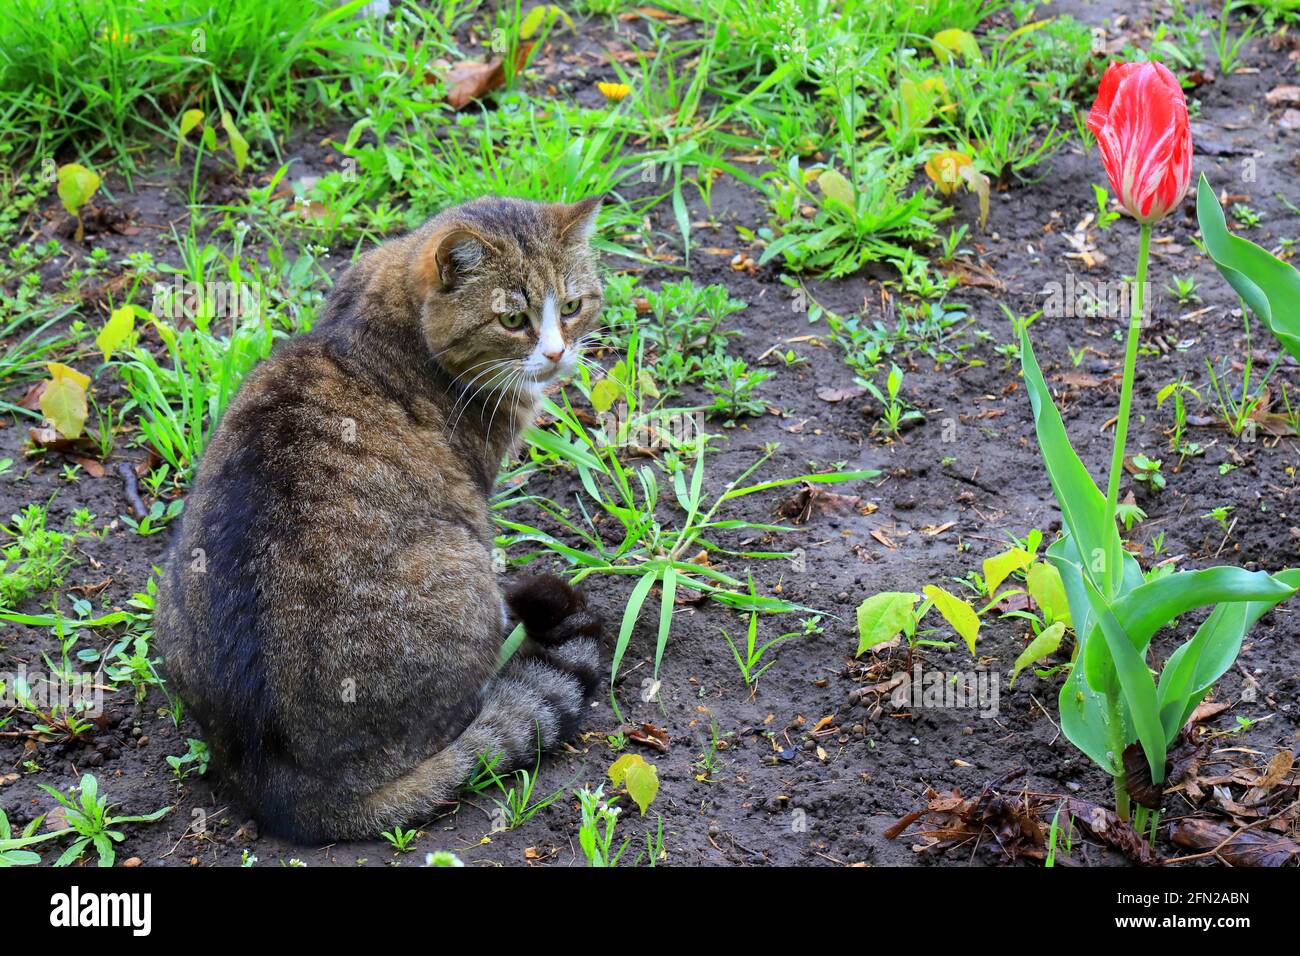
482, 762, 563, 831
424, 850, 465, 867
1232, 203, 1261, 227
864, 364, 923, 437
1130, 453, 1166, 492
576, 786, 626, 867
37, 773, 170, 867
1204, 505, 1234, 533
1156, 380, 1203, 461
721, 608, 797, 688
120, 498, 185, 536
1044, 803, 1075, 868
381, 826, 420, 853
855, 589, 974, 657
1092, 183, 1120, 230
703, 354, 772, 422
166, 738, 210, 779
0, 502, 84, 609
499, 349, 873, 713
1165, 275, 1200, 305
1214, 1, 1258, 76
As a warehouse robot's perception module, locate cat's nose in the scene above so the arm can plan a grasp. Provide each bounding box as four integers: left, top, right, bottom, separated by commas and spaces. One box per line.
542, 349, 563, 363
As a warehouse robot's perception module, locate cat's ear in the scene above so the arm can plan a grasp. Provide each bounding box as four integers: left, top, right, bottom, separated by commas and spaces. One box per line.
555, 195, 605, 246
418, 225, 495, 292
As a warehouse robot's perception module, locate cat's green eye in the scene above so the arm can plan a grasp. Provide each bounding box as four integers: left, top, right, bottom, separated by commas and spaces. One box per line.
499, 311, 528, 331
560, 298, 582, 317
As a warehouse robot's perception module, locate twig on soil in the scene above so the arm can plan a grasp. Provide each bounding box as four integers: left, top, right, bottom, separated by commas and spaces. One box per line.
117, 462, 148, 519
1030, 694, 1062, 745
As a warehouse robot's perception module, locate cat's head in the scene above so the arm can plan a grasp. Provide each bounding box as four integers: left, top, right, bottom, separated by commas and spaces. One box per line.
415, 196, 605, 399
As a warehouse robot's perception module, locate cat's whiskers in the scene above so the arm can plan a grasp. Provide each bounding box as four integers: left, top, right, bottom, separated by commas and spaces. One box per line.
449, 358, 520, 437
447, 360, 518, 437
578, 330, 624, 367
484, 365, 527, 452
446, 356, 511, 394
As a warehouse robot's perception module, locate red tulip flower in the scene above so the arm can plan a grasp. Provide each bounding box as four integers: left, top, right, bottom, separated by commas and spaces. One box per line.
1087, 61, 1192, 225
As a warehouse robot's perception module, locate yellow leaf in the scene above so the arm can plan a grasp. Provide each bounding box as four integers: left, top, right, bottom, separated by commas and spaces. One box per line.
1027, 562, 1072, 628
816, 168, 855, 211
56, 164, 100, 241
922, 585, 981, 656
924, 150, 971, 197
97, 306, 137, 361
856, 591, 918, 656
931, 28, 981, 63
519, 5, 572, 39
608, 753, 658, 815
174, 109, 205, 163
40, 363, 91, 439
590, 378, 622, 413
221, 112, 249, 173
1010, 621, 1066, 688
983, 546, 1033, 598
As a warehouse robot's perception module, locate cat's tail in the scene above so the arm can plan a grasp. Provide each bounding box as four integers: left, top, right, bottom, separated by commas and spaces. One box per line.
362, 574, 602, 833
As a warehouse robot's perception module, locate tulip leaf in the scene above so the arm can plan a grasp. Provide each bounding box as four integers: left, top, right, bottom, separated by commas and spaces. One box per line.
1196, 172, 1300, 362
1083, 576, 1166, 785
1155, 568, 1300, 740
1082, 566, 1296, 692
1019, 330, 1122, 596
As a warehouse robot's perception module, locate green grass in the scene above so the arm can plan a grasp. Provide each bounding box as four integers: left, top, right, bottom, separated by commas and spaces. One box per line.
495, 329, 876, 711
0, 0, 417, 177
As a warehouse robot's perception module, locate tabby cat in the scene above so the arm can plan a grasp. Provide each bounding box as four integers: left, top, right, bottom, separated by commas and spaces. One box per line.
156, 196, 607, 842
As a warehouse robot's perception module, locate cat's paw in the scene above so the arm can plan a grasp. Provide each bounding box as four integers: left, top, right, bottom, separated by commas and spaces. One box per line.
505, 574, 602, 647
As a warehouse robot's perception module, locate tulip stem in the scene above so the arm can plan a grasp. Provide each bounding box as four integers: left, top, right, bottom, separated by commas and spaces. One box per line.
1102, 223, 1151, 597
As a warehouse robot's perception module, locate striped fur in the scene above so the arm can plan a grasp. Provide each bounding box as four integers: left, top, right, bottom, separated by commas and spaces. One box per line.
155, 197, 606, 841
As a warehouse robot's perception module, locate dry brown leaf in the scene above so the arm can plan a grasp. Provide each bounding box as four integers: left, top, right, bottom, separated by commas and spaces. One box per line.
1170, 818, 1300, 866
816, 384, 868, 403
442, 43, 534, 110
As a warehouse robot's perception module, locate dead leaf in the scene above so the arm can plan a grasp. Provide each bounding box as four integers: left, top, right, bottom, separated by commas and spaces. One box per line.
1065, 798, 1160, 865
1123, 742, 1170, 810
922, 521, 956, 536
622, 722, 670, 753
1056, 371, 1102, 389
27, 426, 94, 454
1170, 818, 1299, 866
441, 43, 534, 109
870, 529, 897, 550
68, 455, 106, 478
777, 482, 862, 524
17, 381, 45, 411
1266, 84, 1300, 107
816, 385, 867, 403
